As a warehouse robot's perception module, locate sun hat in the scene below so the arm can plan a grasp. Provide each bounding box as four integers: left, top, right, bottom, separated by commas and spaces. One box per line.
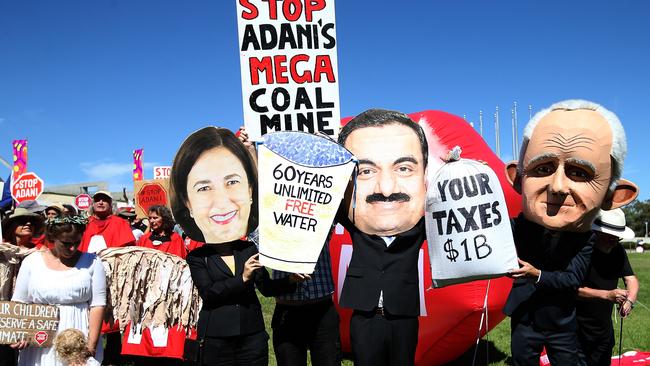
16, 200, 47, 213
45, 203, 65, 214
1, 207, 45, 238
592, 208, 635, 240
93, 191, 113, 201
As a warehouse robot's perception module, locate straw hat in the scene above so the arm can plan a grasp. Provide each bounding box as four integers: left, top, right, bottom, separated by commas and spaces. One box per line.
1, 207, 45, 238
591, 208, 635, 240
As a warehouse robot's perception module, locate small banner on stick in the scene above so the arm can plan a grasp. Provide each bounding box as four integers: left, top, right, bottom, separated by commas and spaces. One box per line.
133, 149, 144, 181
12, 140, 28, 183
257, 131, 354, 273
0, 301, 59, 347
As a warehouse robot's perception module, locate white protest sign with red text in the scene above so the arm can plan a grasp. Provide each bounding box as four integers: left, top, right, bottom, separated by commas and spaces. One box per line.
11, 172, 44, 204
153, 166, 171, 180
237, 0, 340, 140
75, 194, 92, 210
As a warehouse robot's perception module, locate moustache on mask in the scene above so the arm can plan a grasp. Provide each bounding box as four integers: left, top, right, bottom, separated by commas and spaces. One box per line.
365, 192, 411, 204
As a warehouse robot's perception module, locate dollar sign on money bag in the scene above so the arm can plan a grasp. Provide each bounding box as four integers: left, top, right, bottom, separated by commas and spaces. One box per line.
444, 239, 459, 262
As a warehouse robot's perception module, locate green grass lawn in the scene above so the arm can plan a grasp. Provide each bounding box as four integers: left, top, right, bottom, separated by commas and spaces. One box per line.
260, 252, 649, 365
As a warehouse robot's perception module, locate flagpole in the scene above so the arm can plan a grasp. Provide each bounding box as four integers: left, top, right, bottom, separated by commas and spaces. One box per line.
495, 106, 500, 158
479, 110, 484, 138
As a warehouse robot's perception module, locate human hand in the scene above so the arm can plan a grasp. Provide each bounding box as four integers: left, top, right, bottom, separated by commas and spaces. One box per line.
507, 258, 541, 280
242, 253, 262, 282
288, 273, 312, 283
10, 340, 28, 350
619, 299, 634, 318
607, 288, 628, 304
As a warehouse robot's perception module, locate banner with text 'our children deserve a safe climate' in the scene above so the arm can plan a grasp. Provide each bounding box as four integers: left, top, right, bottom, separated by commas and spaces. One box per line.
236, 0, 340, 140
257, 132, 354, 273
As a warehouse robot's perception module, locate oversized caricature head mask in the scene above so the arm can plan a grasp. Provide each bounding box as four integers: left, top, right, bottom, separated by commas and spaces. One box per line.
339, 109, 428, 236
507, 100, 638, 232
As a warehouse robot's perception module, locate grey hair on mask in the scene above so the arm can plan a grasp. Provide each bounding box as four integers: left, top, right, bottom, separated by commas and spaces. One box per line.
518, 99, 627, 192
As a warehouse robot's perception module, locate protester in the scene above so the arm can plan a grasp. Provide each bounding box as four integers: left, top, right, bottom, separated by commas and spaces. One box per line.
1, 207, 45, 249
337, 109, 429, 366
79, 191, 135, 366
503, 100, 638, 366
235, 127, 340, 366
271, 237, 340, 366
55, 329, 101, 366
80, 191, 135, 253
121, 205, 187, 365
116, 207, 145, 241
45, 203, 65, 219
0, 209, 44, 366
577, 208, 640, 366
11, 215, 106, 365
62, 204, 78, 217
171, 126, 304, 365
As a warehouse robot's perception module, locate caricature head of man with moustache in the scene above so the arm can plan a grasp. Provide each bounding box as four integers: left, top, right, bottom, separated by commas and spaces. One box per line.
338, 109, 428, 236
506, 100, 638, 232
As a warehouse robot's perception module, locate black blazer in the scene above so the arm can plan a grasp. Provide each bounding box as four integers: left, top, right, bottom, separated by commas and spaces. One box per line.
187, 240, 295, 338
503, 215, 593, 331
338, 216, 426, 317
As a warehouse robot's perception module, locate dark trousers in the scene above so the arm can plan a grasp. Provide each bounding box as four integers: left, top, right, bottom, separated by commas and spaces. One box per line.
0, 345, 17, 366
511, 320, 584, 366
102, 332, 123, 365
272, 299, 341, 366
350, 310, 418, 366
577, 327, 615, 366
201, 330, 269, 366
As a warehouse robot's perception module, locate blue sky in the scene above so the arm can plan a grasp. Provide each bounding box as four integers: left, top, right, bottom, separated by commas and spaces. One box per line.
1, 1, 649, 199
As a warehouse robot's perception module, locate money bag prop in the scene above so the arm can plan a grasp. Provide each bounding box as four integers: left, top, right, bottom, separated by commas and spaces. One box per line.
257, 131, 355, 274
426, 147, 517, 287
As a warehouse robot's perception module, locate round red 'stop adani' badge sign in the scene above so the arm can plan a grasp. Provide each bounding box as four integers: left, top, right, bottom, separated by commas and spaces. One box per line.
136, 183, 168, 215
11, 172, 44, 204
75, 194, 92, 210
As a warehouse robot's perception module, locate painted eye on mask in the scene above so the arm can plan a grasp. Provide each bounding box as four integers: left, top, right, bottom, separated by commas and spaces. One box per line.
527, 162, 556, 177
565, 165, 594, 182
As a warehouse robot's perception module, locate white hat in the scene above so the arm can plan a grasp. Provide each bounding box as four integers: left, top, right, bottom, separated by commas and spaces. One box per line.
592, 208, 635, 240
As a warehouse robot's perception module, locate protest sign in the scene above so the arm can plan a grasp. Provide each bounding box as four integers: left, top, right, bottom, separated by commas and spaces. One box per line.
153, 166, 171, 180
75, 193, 92, 210
0, 301, 59, 347
133, 149, 144, 181
258, 131, 354, 273
11, 172, 44, 204
426, 156, 518, 287
236, 0, 340, 140
134, 179, 170, 219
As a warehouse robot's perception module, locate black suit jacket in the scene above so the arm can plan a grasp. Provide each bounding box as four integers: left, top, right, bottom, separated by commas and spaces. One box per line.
187, 240, 295, 338
503, 215, 593, 331
338, 216, 426, 317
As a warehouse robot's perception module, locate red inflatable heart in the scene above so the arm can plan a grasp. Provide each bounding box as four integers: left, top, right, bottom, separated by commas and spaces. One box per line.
330, 110, 521, 365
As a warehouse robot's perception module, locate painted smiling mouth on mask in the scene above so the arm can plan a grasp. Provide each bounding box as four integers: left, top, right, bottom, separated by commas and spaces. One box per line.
210, 211, 237, 225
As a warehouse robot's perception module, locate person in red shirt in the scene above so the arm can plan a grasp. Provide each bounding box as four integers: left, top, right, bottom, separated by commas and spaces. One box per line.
122, 205, 187, 365
79, 190, 135, 366
79, 191, 135, 253
136, 205, 186, 258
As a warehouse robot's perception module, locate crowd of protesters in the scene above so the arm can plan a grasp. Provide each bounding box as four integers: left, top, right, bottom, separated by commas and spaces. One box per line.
0, 102, 643, 366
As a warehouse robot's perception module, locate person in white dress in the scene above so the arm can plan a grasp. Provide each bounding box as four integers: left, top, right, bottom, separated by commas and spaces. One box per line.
10, 215, 106, 366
